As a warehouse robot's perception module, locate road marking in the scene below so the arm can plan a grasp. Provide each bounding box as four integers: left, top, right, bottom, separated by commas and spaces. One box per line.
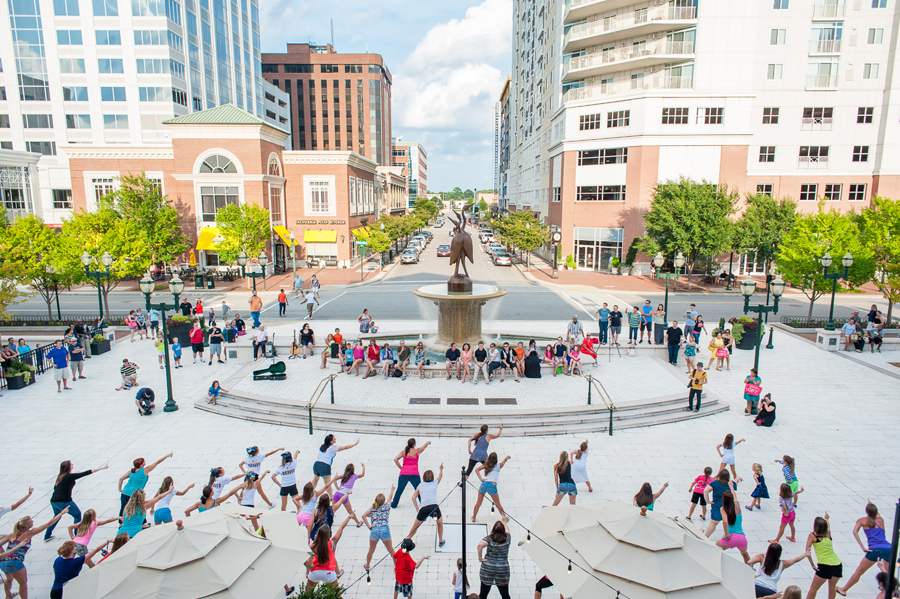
559, 291, 597, 320
303, 291, 347, 318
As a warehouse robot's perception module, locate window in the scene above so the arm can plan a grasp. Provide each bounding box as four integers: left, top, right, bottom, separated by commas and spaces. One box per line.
62, 86, 88, 101
0, 88, 5, 101
96, 30, 122, 45
852, 146, 869, 162
800, 184, 818, 201
767, 64, 783, 80
770, 29, 786, 44
698, 107, 724, 124
857, 107, 874, 123
139, 87, 166, 101
267, 155, 281, 176
867, 28, 884, 44
52, 189, 73, 209
98, 58, 124, 74
848, 184, 866, 201
774, 0, 788, 7
863, 63, 879, 79
54, 0, 79, 15
759, 146, 776, 163
0, 115, 8, 128
269, 186, 282, 221
136, 58, 166, 74
762, 107, 779, 124
607, 110, 630, 128
101, 87, 126, 101
23, 114, 53, 128
0, 143, 11, 150
167, 30, 182, 51
757, 184, 774, 196
26, 141, 56, 155
91, 178, 114, 203
60, 58, 86, 73
799, 146, 829, 166
577, 147, 628, 165
576, 185, 626, 201
57, 30, 83, 44
65, 114, 91, 128
103, 114, 129, 129
131, 0, 162, 15
134, 29, 166, 44
310, 181, 329, 212
170, 60, 184, 79
261, 64, 278, 73
552, 187, 561, 203
802, 107, 833, 130
822, 184, 841, 201
344, 65, 362, 73
200, 186, 238, 221
872, 0, 886, 6
93, 0, 118, 15
662, 107, 689, 124
284, 64, 313, 73
172, 88, 187, 106
200, 155, 237, 173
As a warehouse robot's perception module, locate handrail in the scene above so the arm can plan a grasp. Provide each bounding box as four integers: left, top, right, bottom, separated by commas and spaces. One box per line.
305, 373, 337, 434
586, 374, 617, 436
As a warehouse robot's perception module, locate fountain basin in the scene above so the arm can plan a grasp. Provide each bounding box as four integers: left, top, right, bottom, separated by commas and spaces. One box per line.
414, 283, 507, 347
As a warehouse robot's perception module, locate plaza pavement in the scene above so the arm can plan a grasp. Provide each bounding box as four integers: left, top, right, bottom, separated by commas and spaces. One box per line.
0, 320, 897, 598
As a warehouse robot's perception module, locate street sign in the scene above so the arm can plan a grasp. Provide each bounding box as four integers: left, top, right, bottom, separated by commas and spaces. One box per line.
356, 241, 368, 246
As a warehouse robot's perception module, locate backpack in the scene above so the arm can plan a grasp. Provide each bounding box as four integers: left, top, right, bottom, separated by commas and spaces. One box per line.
391, 368, 403, 378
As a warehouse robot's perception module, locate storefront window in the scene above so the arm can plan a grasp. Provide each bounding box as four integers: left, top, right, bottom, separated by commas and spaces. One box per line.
574, 227, 623, 272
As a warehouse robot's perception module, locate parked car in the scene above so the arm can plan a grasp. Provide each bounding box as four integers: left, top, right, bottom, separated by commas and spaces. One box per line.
406, 242, 423, 254
437, 244, 451, 257
492, 250, 512, 266
412, 236, 428, 246
486, 243, 503, 255
422, 231, 433, 241
401, 249, 419, 264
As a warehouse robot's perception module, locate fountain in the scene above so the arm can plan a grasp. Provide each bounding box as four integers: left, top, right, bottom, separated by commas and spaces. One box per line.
413, 205, 507, 347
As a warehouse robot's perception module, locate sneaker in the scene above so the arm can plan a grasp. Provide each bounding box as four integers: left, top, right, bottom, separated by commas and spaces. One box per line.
284, 586, 295, 596
160, 366, 164, 370
44, 535, 55, 543
218, 360, 225, 363
208, 362, 212, 366
268, 502, 277, 511
402, 374, 407, 380
439, 539, 446, 547
193, 359, 197, 364
473, 380, 478, 385
745, 505, 753, 511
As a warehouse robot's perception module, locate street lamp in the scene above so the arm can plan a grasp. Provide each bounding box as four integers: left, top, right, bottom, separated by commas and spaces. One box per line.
380, 223, 386, 268
820, 252, 853, 331
237, 250, 268, 292
551, 226, 562, 279
289, 231, 297, 284
139, 273, 185, 412
81, 251, 113, 320
741, 275, 785, 374
653, 251, 685, 318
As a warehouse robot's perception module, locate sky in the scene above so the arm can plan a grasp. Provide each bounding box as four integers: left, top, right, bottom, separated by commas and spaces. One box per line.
259, 0, 512, 193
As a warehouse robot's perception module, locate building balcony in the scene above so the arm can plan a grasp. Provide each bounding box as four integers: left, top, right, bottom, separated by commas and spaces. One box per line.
564, 6, 697, 51
563, 72, 693, 102
798, 156, 829, 168
565, 0, 653, 23
801, 117, 833, 131
812, 3, 846, 19
4, 208, 32, 222
808, 39, 842, 54
563, 40, 694, 81
806, 74, 838, 89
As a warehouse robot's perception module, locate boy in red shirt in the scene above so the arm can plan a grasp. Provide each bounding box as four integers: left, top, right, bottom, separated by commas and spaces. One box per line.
394, 538, 429, 598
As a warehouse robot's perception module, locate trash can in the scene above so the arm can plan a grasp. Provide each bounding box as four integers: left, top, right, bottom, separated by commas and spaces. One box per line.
207, 276, 215, 289
193, 273, 205, 289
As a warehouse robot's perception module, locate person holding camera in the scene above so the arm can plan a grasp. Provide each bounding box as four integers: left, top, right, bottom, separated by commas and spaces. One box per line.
135, 388, 155, 416
687, 362, 706, 412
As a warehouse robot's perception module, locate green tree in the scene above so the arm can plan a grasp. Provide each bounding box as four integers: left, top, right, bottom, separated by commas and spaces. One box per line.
777, 202, 875, 318
494, 210, 550, 268
856, 196, 900, 323
736, 194, 798, 275
413, 197, 439, 223
60, 208, 153, 316
640, 179, 738, 288
477, 199, 490, 213
0, 214, 75, 320
214, 203, 271, 265
100, 173, 188, 264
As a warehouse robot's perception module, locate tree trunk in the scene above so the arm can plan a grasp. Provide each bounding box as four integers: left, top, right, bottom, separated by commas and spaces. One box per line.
807, 296, 816, 320
45, 296, 53, 321
887, 299, 894, 326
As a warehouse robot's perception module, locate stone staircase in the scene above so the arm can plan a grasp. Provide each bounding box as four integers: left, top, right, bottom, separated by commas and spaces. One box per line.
194, 390, 729, 437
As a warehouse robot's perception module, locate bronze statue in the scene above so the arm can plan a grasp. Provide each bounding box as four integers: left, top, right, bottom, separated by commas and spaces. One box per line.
447, 203, 474, 293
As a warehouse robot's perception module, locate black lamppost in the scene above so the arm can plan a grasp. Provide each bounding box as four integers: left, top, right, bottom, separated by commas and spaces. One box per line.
236, 250, 268, 292
551, 226, 561, 279
820, 252, 853, 331
289, 231, 297, 284
653, 251, 685, 318
741, 275, 786, 374
80, 251, 113, 319
139, 273, 185, 413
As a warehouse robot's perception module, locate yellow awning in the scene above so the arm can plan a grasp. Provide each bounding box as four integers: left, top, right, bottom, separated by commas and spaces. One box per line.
304, 230, 337, 243
351, 226, 371, 240
273, 225, 293, 247
196, 227, 224, 251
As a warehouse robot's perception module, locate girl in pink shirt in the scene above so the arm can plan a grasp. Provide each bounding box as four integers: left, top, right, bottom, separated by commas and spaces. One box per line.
687, 466, 713, 521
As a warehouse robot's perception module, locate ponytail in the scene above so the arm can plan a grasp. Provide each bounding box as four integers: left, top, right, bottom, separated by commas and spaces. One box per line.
866, 503, 879, 529
208, 468, 219, 486
575, 442, 588, 460
200, 485, 213, 503
474, 425, 488, 443
404, 438, 416, 456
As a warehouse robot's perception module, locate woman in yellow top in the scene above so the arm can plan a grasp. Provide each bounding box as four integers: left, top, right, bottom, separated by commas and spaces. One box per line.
706, 332, 725, 371
804, 512, 842, 598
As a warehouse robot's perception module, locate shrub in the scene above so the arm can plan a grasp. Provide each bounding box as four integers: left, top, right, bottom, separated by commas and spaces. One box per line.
565, 254, 577, 270
289, 583, 346, 599
7, 359, 34, 384
91, 334, 106, 344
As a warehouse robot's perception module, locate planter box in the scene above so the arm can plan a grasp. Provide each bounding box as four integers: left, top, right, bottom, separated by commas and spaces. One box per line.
736, 330, 759, 350
167, 324, 192, 344
90, 340, 111, 355
6, 374, 34, 389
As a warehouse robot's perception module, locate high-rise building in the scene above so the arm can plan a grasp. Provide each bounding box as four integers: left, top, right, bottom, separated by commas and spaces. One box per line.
0, 0, 267, 223
505, 0, 900, 273
493, 100, 500, 192
391, 139, 427, 207
498, 76, 511, 211
261, 44, 393, 165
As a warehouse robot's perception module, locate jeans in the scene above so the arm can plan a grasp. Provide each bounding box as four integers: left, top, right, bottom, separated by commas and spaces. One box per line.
251, 310, 261, 328
667, 343, 680, 366
278, 302, 286, 316
391, 474, 421, 508
253, 341, 265, 360
628, 326, 638, 342
689, 388, 702, 410
598, 321, 608, 343
479, 582, 511, 599
45, 501, 81, 540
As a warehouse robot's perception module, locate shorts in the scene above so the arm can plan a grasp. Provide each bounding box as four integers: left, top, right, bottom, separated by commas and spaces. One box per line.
788, 480, 800, 493
557, 482, 577, 496
70, 361, 84, 374
308, 569, 338, 583
54, 368, 68, 381
209, 343, 221, 354
640, 321, 651, 331
313, 462, 332, 477
297, 512, 312, 526
306, 304, 315, 314
690, 492, 707, 506
721, 455, 735, 466
394, 582, 413, 597
301, 339, 312, 346
719, 533, 748, 550
0, 560, 25, 574
535, 576, 554, 592
865, 547, 891, 562
781, 510, 796, 524
191, 342, 204, 352
609, 325, 622, 335
74, 543, 88, 556
416, 505, 442, 521
280, 484, 299, 497
154, 508, 172, 523
711, 507, 723, 522
370, 525, 391, 542
479, 481, 498, 496
756, 583, 777, 597
815, 563, 843, 580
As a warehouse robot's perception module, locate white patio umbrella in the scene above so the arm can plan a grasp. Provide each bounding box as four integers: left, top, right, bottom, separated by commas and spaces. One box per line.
523, 502, 755, 599
66, 506, 310, 599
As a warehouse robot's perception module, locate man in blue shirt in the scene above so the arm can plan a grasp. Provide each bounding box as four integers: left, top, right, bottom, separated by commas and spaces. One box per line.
640, 299, 654, 344
149, 308, 161, 335
67, 335, 86, 380
46, 339, 71, 393
840, 319, 859, 351
595, 303, 611, 345
135, 388, 155, 416
683, 304, 698, 338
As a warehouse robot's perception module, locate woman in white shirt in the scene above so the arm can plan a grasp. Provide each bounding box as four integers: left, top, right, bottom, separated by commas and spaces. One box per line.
471, 453, 511, 522
406, 464, 445, 547
311, 434, 360, 490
